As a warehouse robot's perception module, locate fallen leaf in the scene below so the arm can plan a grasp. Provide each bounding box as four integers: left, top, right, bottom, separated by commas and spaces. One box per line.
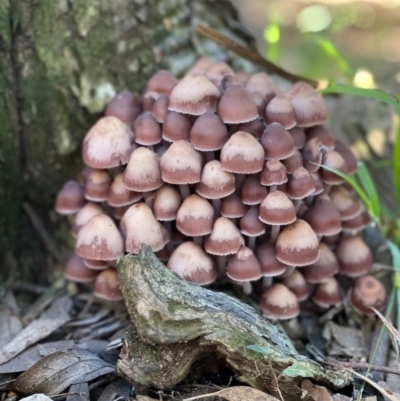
13, 349, 114, 395
301, 379, 332, 401
66, 382, 89, 401
19, 395, 53, 401
0, 295, 72, 365
183, 386, 280, 401
0, 292, 24, 348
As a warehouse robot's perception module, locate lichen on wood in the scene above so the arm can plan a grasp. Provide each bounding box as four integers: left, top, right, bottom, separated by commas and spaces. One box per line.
117, 246, 351, 401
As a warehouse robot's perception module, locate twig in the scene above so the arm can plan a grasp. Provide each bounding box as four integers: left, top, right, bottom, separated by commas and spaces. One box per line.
196, 24, 318, 87
23, 201, 64, 265
324, 358, 400, 376
49, 392, 85, 399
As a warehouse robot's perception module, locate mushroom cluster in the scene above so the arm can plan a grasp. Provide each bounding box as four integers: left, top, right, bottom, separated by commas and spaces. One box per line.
55, 58, 387, 317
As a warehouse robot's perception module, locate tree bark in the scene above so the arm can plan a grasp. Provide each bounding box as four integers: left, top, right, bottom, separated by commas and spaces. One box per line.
0, 0, 256, 280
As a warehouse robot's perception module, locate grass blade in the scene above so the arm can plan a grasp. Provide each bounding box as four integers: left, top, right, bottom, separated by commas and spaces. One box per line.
393, 113, 400, 208
356, 161, 380, 219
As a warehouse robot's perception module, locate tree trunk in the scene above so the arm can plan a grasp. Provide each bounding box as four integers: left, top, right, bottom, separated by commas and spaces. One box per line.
0, 0, 256, 280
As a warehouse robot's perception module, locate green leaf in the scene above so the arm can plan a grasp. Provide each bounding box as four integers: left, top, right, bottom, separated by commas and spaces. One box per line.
393, 113, 400, 209
246, 345, 272, 355
356, 161, 380, 219
319, 84, 400, 112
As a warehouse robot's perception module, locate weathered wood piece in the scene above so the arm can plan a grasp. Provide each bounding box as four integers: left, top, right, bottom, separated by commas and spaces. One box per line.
117, 246, 351, 401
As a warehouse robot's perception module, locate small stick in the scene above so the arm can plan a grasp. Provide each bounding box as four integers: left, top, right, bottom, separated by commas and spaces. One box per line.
324, 358, 400, 376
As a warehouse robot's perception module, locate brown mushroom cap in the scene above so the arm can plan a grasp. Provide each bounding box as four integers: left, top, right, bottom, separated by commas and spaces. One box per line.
160, 140, 203, 184
311, 172, 324, 195
312, 277, 342, 308
281, 269, 309, 301
220, 192, 248, 218
286, 167, 315, 200
162, 111, 192, 142
93, 268, 124, 301
105, 90, 140, 128
306, 125, 335, 150
260, 122, 295, 160
220, 131, 265, 174
337, 235, 372, 277
133, 112, 162, 146
282, 149, 303, 174
226, 246, 262, 282
176, 194, 214, 236
84, 169, 111, 202
260, 159, 288, 186
320, 150, 347, 185
205, 61, 235, 87
108, 173, 142, 207
259, 191, 296, 225
72, 202, 103, 236
204, 217, 244, 255
76, 214, 125, 260
151, 95, 169, 123
341, 208, 370, 232
153, 184, 182, 221
302, 243, 339, 283
245, 73, 279, 102
123, 203, 169, 254
329, 186, 362, 220
144, 70, 179, 99
64, 254, 99, 282
289, 127, 306, 150
167, 241, 216, 285
82, 116, 134, 169
301, 137, 325, 172
241, 175, 268, 205
122, 147, 163, 192
55, 180, 86, 215
196, 160, 236, 199
218, 85, 259, 124
264, 94, 296, 129
84, 258, 109, 270
168, 75, 220, 115
276, 219, 320, 266
254, 242, 286, 276
240, 206, 266, 237
259, 283, 300, 320
349, 275, 387, 314
334, 140, 358, 175
235, 119, 264, 140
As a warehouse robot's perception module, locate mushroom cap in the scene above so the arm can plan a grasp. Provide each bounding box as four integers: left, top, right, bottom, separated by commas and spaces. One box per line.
190, 112, 228, 151
258, 191, 296, 225
349, 275, 387, 314
306, 125, 335, 150
217, 85, 259, 124
55, 180, 86, 215
76, 214, 125, 260
82, 116, 134, 169
226, 246, 263, 282
84, 258, 109, 270
133, 112, 162, 146
220, 192, 248, 218
286, 167, 315, 199
64, 254, 99, 282
123, 203, 169, 254
153, 184, 182, 221
287, 82, 328, 127
260, 159, 288, 186
312, 277, 342, 308
151, 95, 169, 123
302, 243, 339, 283
204, 217, 244, 255
282, 149, 303, 174
196, 160, 236, 199
122, 147, 163, 192
320, 150, 347, 185
254, 242, 286, 277
334, 140, 358, 175
264, 94, 296, 129
160, 140, 203, 184
205, 61, 235, 87
220, 131, 265, 174
185, 57, 215, 77
241, 175, 268, 205
105, 90, 140, 127
337, 235, 372, 277
73, 202, 104, 237
93, 268, 124, 301
260, 122, 295, 160
240, 206, 266, 237
329, 186, 362, 220
311, 172, 324, 195
301, 137, 325, 172
259, 283, 300, 320
235, 119, 264, 140
84, 169, 112, 202
245, 73, 278, 102
167, 241, 216, 285
289, 127, 306, 150
176, 194, 214, 236
251, 91, 267, 118
341, 209, 370, 232
281, 269, 309, 301
162, 111, 192, 142
168, 75, 220, 115
276, 219, 320, 266
144, 70, 179, 99
108, 173, 142, 207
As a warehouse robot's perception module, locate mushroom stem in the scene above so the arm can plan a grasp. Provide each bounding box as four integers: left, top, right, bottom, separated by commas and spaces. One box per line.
163, 221, 174, 254
179, 184, 191, 199
262, 276, 273, 289
270, 184, 277, 192
242, 281, 252, 294
236, 174, 245, 191
278, 265, 296, 278
143, 191, 152, 200
193, 236, 203, 247
269, 225, 280, 243
212, 198, 221, 218
205, 151, 214, 163
247, 236, 256, 251
217, 255, 227, 279
294, 199, 302, 212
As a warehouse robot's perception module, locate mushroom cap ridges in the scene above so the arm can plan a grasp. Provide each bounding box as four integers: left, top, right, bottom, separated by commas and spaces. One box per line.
82, 116, 134, 169
123, 147, 163, 192
93, 268, 124, 301
259, 283, 300, 320
176, 194, 215, 236
264, 94, 296, 129
226, 246, 262, 282
55, 180, 86, 215
168, 75, 220, 115
302, 243, 339, 283
64, 254, 99, 282
144, 70, 179, 99
153, 184, 182, 221
259, 191, 296, 225
133, 112, 162, 145
108, 173, 142, 207
72, 202, 103, 236
349, 275, 387, 314
220, 131, 265, 174
260, 159, 288, 186
337, 235, 372, 277
312, 277, 341, 308
196, 160, 235, 199
204, 217, 244, 255
260, 122, 295, 160
167, 241, 216, 285
160, 140, 203, 184
123, 203, 169, 254
276, 219, 320, 266
217, 85, 259, 124
76, 214, 124, 260
254, 242, 286, 276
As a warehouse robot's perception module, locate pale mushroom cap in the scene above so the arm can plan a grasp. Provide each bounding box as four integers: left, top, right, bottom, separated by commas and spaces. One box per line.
350, 275, 387, 314
108, 173, 142, 207
144, 70, 179, 99
312, 277, 341, 308
153, 184, 182, 221
122, 147, 162, 192
259, 191, 296, 225
93, 268, 124, 301
73, 202, 103, 236
226, 246, 263, 281
123, 203, 169, 254
83, 116, 134, 168
167, 241, 216, 285
76, 214, 124, 260
55, 180, 86, 214
246, 73, 279, 100
220, 131, 265, 174
160, 140, 203, 184
337, 235, 372, 264
321, 150, 347, 184
259, 283, 300, 319
168, 75, 220, 115
276, 219, 320, 266
265, 94, 296, 129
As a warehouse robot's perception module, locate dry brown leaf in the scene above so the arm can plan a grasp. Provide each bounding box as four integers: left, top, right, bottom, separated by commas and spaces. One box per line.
301, 379, 332, 401
183, 386, 279, 401
0, 295, 72, 365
